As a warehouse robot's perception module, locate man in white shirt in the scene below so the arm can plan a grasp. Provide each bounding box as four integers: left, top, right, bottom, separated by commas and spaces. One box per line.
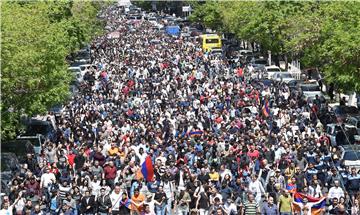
328, 180, 345, 200
109, 185, 123, 214
40, 168, 56, 189
0, 192, 22, 215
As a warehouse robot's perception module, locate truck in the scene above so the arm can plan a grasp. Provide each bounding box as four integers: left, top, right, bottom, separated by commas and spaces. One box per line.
166, 25, 180, 36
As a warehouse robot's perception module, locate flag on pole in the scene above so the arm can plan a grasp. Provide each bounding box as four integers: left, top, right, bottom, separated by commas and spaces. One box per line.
141, 156, 154, 182
262, 98, 270, 117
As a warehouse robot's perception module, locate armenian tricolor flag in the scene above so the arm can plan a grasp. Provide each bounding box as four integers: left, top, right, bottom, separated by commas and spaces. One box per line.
286, 183, 297, 194
292, 192, 326, 215
120, 197, 131, 209
255, 91, 260, 105
141, 156, 154, 182
262, 98, 270, 117
188, 130, 203, 137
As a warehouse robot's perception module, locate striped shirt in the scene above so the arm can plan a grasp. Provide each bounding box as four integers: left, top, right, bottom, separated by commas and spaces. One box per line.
243, 201, 258, 215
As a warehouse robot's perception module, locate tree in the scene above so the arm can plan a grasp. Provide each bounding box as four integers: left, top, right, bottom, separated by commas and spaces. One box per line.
191, 1, 360, 92
1, 1, 105, 140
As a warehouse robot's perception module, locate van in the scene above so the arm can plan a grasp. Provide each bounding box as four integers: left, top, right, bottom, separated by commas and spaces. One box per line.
200, 34, 222, 52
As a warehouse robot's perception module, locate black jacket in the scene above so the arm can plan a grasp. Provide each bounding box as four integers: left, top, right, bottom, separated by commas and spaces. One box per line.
80, 196, 96, 214
96, 194, 112, 213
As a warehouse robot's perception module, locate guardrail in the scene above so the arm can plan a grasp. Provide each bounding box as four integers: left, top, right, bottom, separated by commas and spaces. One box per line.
288, 60, 302, 80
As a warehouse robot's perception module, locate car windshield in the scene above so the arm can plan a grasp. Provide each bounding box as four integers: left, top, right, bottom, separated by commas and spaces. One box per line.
280, 73, 292, 78
25, 123, 51, 137
344, 151, 360, 161
267, 68, 281, 72
301, 85, 321, 92
211, 49, 222, 54
254, 59, 267, 65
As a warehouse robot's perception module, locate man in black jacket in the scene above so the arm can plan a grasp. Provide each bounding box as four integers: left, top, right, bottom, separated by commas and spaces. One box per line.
80, 190, 96, 215
97, 188, 112, 215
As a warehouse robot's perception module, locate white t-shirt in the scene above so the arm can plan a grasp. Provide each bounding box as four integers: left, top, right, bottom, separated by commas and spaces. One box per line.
40, 172, 56, 188
0, 205, 14, 215
110, 191, 123, 211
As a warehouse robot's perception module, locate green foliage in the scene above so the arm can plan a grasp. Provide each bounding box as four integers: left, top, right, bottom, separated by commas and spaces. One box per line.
1, 1, 105, 140
191, 1, 360, 92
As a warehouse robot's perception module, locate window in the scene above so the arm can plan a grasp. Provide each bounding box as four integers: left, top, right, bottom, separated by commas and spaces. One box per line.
205, 39, 219, 44
344, 151, 360, 160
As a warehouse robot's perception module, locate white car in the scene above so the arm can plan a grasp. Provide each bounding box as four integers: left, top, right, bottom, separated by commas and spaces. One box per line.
238, 49, 253, 57
271, 72, 296, 83
148, 17, 157, 25
299, 83, 324, 100
265, 65, 281, 78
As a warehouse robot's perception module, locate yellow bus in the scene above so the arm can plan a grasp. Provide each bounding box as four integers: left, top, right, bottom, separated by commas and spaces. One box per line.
200, 34, 222, 52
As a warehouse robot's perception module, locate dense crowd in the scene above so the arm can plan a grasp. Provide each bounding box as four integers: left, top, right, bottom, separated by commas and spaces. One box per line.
2, 4, 360, 215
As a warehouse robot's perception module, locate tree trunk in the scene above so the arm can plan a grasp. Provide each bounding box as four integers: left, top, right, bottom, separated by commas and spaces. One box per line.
274, 54, 280, 67
284, 55, 288, 71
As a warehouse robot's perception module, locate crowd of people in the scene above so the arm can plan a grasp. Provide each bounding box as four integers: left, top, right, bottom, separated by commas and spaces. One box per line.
2, 4, 360, 215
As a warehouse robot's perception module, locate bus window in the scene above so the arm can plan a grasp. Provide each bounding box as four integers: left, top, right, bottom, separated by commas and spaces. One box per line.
205, 38, 219, 44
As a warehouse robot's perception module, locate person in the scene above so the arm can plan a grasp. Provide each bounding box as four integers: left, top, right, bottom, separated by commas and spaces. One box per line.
40, 168, 56, 190
154, 186, 167, 215
96, 188, 112, 215
278, 190, 292, 215
103, 161, 117, 189
262, 196, 279, 215
80, 190, 96, 215
292, 197, 326, 215
176, 188, 191, 215
62, 193, 77, 214
143, 204, 156, 215
224, 198, 237, 215
144, 194, 155, 215
195, 187, 210, 215
328, 180, 345, 200
248, 174, 265, 204
31, 204, 44, 215
119, 192, 131, 215
58, 204, 74, 215
242, 193, 260, 215
2, 5, 357, 215
0, 192, 23, 215
351, 198, 360, 215
328, 197, 339, 214
131, 189, 145, 214
110, 185, 123, 215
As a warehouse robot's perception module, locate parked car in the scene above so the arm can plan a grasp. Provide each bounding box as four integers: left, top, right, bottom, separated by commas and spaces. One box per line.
299, 82, 324, 101
16, 134, 46, 155
209, 48, 224, 58
339, 145, 360, 170
265, 65, 282, 78
326, 123, 357, 146
332, 105, 359, 123
271, 72, 296, 84
345, 116, 360, 135
1, 153, 21, 194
